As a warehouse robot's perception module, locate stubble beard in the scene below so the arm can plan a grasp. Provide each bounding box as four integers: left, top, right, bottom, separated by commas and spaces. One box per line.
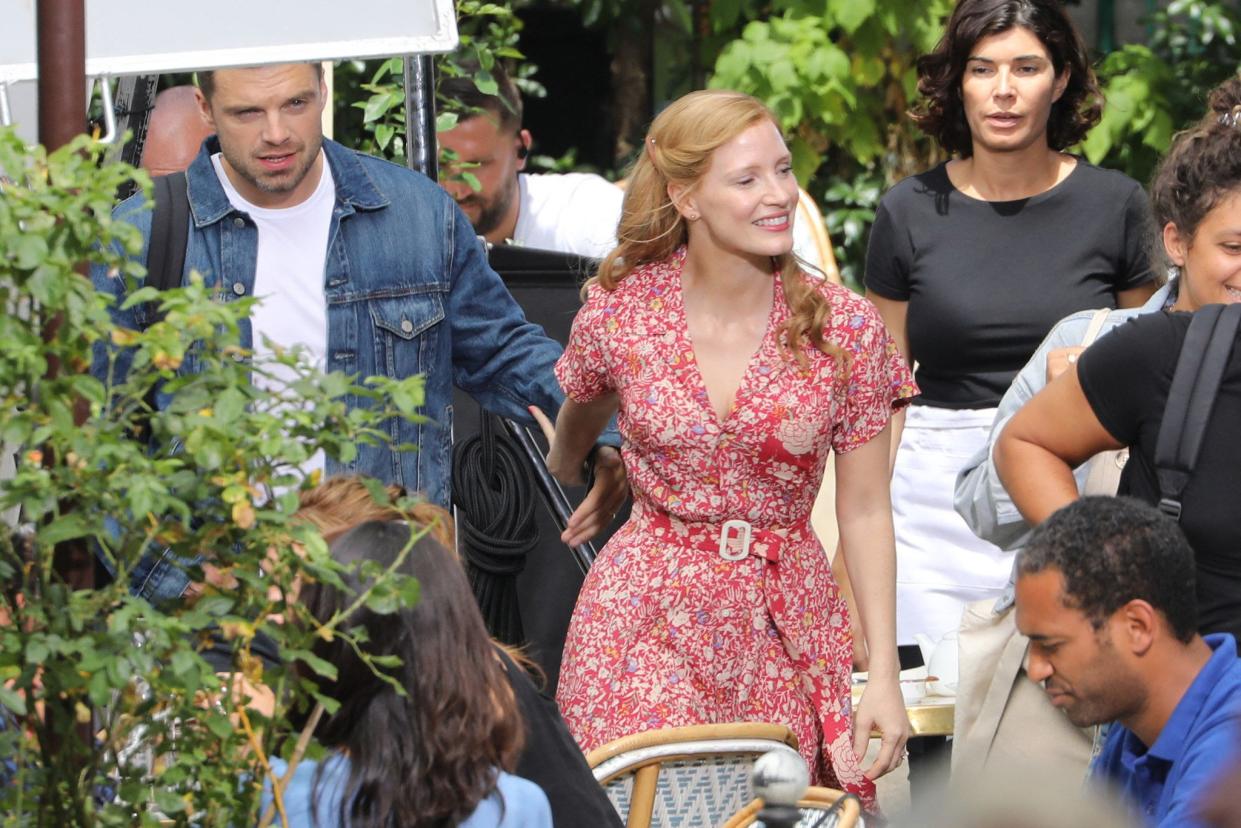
468, 176, 519, 238
237, 135, 324, 197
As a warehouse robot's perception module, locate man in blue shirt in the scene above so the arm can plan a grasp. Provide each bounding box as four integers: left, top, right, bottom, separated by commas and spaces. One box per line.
1014, 497, 1241, 827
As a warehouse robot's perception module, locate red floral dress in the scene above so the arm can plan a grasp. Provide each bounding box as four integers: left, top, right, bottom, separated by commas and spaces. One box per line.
554, 249, 916, 808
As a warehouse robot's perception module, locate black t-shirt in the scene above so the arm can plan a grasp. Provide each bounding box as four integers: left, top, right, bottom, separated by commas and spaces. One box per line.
865, 160, 1153, 409
500, 649, 624, 828
1078, 311, 1241, 639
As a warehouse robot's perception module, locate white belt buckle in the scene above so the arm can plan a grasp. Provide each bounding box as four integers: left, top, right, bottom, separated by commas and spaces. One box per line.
718, 519, 752, 561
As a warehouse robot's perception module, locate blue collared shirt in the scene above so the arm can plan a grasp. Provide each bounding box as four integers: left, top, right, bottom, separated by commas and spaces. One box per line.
1091, 633, 1241, 827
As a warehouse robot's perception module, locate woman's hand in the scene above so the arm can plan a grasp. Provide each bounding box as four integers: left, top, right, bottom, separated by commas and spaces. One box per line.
529, 405, 583, 484
1045, 346, 1085, 383
530, 406, 629, 546
853, 675, 910, 780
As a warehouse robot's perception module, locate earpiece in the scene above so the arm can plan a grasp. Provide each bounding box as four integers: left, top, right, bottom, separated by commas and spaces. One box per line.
516, 144, 529, 160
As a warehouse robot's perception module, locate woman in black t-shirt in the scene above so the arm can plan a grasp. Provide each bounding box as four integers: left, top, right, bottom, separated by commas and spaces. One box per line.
996, 79, 1241, 639
856, 0, 1156, 661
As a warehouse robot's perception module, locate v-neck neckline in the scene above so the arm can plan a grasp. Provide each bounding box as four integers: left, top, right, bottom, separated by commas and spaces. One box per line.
671, 251, 782, 430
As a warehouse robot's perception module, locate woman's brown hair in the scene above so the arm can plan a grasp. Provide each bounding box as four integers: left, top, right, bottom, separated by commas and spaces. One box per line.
588, 89, 842, 369
1148, 75, 1241, 270
912, 0, 1102, 157
298, 520, 523, 828
295, 475, 453, 548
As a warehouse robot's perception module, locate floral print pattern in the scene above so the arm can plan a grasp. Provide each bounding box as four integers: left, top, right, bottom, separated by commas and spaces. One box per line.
554, 249, 916, 809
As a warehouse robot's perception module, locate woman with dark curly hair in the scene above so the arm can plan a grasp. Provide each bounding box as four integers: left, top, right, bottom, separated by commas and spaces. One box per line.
262, 520, 551, 827
855, 0, 1159, 679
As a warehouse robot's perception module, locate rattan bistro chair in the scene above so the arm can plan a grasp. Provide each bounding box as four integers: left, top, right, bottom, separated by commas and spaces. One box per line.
722, 787, 862, 828
586, 723, 802, 828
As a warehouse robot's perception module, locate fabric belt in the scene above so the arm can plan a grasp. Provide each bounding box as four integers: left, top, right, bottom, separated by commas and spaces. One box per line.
636, 506, 811, 564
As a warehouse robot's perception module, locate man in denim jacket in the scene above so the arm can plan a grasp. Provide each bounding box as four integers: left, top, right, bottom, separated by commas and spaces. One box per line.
91, 63, 625, 601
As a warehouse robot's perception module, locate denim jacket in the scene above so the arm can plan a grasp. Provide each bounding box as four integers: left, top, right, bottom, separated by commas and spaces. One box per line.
91, 138, 584, 599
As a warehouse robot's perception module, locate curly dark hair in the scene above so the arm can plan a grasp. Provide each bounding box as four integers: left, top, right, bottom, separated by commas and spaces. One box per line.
1148, 74, 1241, 267
912, 0, 1102, 157
1017, 497, 1198, 642
297, 521, 524, 828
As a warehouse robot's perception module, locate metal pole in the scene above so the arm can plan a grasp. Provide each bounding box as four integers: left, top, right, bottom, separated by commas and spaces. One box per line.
37, 0, 86, 150
404, 54, 439, 181
501, 418, 598, 577
1096, 0, 1116, 54
110, 74, 160, 169
35, 0, 94, 780
35, 0, 94, 592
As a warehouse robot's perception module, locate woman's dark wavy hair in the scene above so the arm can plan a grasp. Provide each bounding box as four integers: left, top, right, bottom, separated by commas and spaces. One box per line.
1148, 75, 1241, 268
912, 0, 1102, 157
296, 520, 523, 828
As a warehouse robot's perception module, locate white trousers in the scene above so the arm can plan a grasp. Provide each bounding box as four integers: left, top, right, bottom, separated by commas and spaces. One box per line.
893, 405, 1012, 645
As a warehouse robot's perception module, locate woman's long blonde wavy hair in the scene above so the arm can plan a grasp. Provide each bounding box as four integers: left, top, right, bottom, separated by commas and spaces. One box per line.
588, 89, 841, 368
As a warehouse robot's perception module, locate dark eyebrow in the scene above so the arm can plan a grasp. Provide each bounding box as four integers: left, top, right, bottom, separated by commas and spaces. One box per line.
966, 54, 1048, 63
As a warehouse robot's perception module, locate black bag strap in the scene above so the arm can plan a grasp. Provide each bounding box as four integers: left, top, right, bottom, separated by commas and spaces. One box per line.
137, 171, 190, 440
1154, 303, 1241, 519
146, 171, 190, 297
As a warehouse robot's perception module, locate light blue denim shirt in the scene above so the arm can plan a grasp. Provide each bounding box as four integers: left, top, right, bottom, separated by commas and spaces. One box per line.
952, 282, 1175, 607
91, 137, 614, 600
264, 753, 553, 827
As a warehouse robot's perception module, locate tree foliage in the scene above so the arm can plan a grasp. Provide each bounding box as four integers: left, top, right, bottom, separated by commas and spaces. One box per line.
334, 0, 529, 164
708, 0, 1241, 285
0, 128, 429, 825
711, 0, 954, 184
1084, 0, 1241, 185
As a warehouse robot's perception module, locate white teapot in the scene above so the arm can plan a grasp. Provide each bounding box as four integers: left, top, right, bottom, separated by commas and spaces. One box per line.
913, 631, 959, 697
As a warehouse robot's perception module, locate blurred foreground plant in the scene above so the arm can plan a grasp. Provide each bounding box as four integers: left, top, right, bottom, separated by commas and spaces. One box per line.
0, 128, 429, 826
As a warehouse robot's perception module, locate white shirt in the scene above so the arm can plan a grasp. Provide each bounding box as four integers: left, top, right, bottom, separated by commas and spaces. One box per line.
512, 172, 624, 259
212, 152, 334, 481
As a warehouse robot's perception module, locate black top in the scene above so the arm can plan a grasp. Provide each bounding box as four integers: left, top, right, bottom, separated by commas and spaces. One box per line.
499, 649, 624, 828
1078, 312, 1241, 640
865, 160, 1154, 409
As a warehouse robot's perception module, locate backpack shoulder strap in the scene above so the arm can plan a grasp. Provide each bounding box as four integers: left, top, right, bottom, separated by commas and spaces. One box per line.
146, 171, 190, 295
1154, 303, 1241, 519
1079, 308, 1111, 348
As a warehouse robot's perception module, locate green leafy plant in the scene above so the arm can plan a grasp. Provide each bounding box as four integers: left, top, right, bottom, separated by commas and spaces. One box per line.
336, 0, 529, 163
817, 167, 886, 291
0, 128, 429, 825
710, 0, 954, 185
1084, 0, 1241, 185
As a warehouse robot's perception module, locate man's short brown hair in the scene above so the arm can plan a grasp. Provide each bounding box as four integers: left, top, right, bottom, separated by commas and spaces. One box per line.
196, 62, 324, 102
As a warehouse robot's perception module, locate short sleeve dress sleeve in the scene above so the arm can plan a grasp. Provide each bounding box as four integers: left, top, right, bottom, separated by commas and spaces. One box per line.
830, 293, 919, 454
555, 285, 616, 404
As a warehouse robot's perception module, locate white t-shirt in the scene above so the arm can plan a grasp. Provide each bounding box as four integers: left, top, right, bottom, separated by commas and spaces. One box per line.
512, 172, 623, 259
212, 152, 334, 481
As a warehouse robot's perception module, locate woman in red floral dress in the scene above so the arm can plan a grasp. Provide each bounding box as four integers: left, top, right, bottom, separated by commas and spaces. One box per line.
534, 90, 914, 806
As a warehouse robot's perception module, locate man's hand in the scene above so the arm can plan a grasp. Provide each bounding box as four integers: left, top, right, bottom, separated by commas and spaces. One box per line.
562, 446, 627, 546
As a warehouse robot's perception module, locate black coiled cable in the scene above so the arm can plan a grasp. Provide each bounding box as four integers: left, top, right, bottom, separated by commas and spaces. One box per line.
451, 411, 540, 646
